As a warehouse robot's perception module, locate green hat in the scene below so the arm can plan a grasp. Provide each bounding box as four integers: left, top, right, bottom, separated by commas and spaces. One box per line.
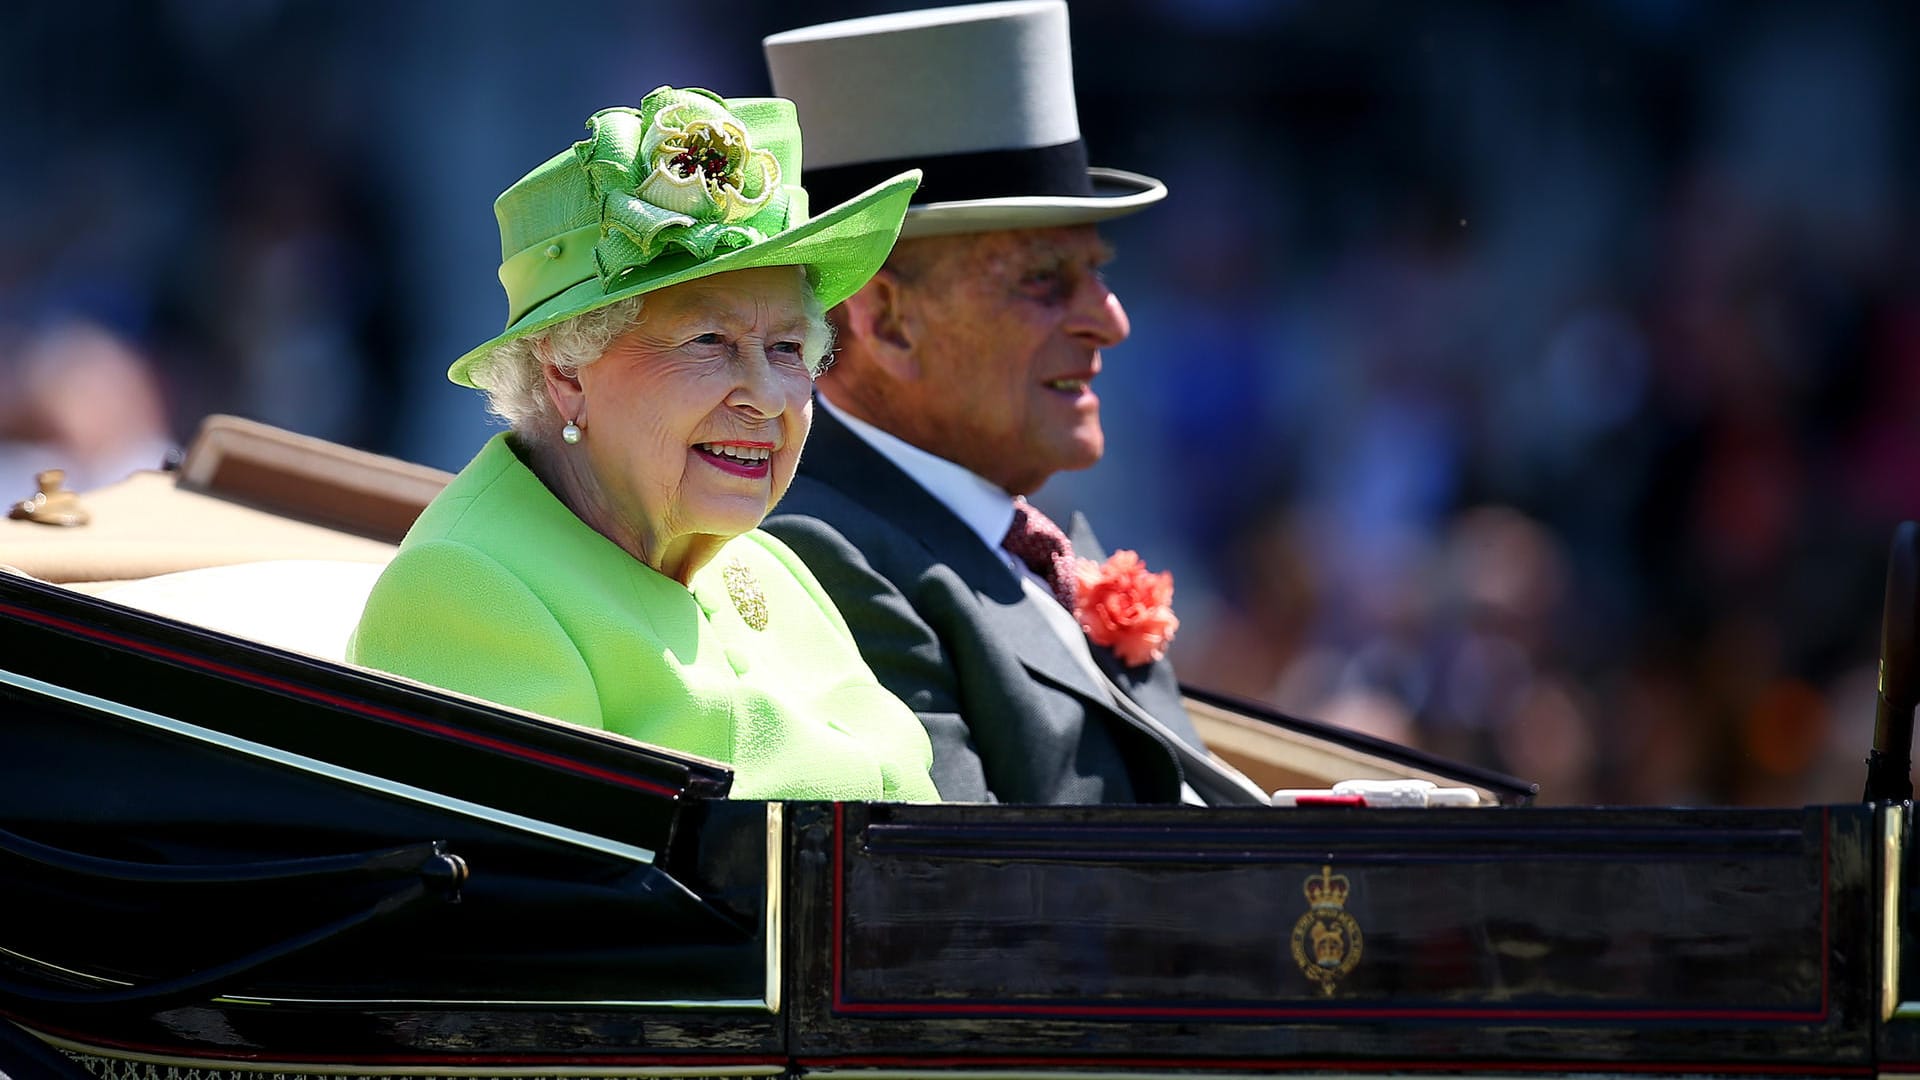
448, 85, 921, 388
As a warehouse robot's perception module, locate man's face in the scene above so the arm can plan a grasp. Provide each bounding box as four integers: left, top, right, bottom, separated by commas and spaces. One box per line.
887, 225, 1129, 495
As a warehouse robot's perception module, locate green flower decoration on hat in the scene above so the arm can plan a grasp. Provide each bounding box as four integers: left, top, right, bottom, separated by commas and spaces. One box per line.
583, 87, 785, 277
447, 85, 921, 389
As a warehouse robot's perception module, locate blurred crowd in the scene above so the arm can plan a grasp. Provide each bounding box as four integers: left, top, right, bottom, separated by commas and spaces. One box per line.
4, 0, 1914, 806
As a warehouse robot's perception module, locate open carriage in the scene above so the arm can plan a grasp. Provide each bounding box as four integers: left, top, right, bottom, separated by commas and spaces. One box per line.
0, 417, 1911, 1079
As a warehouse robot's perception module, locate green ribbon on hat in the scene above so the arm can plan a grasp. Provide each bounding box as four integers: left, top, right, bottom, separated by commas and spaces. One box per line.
588, 87, 788, 277
500, 87, 795, 326
450, 85, 918, 390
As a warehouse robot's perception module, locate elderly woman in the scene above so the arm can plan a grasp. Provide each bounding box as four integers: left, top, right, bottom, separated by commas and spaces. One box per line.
349, 86, 935, 801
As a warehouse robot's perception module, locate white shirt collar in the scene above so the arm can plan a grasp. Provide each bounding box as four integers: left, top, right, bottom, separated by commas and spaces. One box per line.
818, 393, 1017, 556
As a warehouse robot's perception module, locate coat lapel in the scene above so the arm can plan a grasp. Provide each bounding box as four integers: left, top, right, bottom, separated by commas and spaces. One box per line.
798, 408, 1120, 707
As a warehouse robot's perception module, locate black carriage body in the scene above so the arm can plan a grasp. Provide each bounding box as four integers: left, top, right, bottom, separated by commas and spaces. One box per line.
0, 570, 1907, 1079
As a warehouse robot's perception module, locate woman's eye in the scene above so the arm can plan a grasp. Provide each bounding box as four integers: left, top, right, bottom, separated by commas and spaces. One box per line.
771, 340, 804, 356
690, 332, 726, 347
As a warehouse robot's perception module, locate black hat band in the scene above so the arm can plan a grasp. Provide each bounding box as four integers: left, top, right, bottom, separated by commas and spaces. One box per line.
804, 139, 1092, 213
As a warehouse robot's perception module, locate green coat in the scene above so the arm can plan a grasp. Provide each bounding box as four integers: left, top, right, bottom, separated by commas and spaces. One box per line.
347, 434, 938, 802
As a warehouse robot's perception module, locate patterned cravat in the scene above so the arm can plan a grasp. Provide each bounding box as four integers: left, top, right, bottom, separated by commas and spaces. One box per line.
1002, 497, 1078, 610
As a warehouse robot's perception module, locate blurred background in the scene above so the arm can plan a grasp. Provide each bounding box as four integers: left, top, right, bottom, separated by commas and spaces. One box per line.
3, 0, 1914, 806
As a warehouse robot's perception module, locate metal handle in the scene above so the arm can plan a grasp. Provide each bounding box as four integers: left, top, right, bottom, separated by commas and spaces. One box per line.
1865, 521, 1919, 803
0, 829, 466, 1010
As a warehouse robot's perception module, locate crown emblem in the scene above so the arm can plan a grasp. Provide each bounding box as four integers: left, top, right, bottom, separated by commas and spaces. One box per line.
1303, 865, 1350, 909
1290, 863, 1363, 996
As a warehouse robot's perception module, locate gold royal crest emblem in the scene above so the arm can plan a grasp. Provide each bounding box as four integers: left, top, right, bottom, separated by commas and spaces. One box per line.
1290, 864, 1363, 996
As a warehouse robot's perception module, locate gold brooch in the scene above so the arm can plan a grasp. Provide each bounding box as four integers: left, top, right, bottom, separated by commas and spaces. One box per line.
724, 559, 769, 631
1290, 864, 1363, 996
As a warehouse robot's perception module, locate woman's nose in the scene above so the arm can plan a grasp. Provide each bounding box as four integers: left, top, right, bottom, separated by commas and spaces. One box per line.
726, 349, 785, 418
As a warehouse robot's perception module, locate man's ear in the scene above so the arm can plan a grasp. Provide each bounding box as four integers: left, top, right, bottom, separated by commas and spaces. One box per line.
539, 344, 588, 427
838, 270, 919, 380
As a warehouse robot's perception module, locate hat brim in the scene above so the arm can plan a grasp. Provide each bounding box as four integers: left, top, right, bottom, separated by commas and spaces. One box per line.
897, 167, 1165, 240
447, 169, 922, 389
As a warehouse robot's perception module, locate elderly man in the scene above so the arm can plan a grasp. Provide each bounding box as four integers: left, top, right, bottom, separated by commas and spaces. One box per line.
762, 1, 1266, 805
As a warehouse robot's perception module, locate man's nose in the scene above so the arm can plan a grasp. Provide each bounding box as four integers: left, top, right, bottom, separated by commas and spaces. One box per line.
1068, 276, 1130, 348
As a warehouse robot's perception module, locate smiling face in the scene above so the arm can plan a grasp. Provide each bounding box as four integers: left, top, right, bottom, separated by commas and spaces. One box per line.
882, 225, 1128, 495
551, 266, 817, 579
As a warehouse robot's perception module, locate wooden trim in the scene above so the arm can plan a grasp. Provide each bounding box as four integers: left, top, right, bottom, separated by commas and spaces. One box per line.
180, 414, 452, 543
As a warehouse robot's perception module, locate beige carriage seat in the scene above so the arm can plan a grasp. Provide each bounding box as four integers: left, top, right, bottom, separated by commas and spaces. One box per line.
93, 559, 384, 661
1, 415, 449, 660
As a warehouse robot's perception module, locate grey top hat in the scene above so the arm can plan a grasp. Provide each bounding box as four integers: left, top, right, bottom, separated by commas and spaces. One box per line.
764, 0, 1166, 240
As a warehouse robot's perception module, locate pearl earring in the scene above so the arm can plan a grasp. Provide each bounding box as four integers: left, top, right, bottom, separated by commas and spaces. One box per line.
561, 419, 582, 445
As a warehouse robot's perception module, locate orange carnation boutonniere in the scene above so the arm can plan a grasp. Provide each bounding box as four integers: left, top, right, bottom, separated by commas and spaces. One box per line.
1072, 550, 1179, 667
